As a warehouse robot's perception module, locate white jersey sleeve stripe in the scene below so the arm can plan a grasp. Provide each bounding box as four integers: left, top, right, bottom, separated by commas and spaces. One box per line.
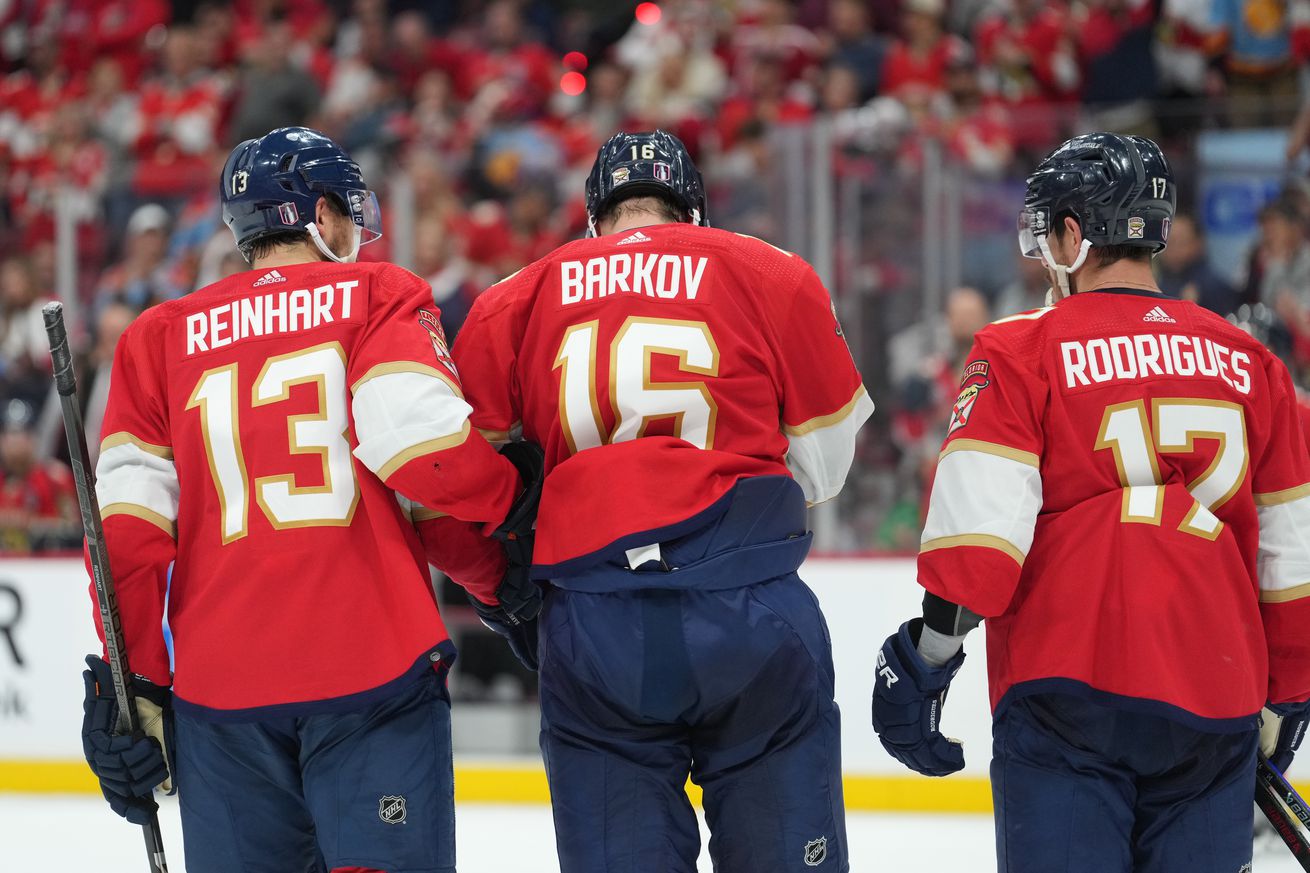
352, 371, 474, 482
784, 387, 874, 505
921, 448, 1042, 561
1256, 495, 1310, 602
96, 441, 180, 537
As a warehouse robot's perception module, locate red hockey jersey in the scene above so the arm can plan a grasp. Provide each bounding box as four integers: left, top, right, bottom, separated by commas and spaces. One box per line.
919, 289, 1310, 725
452, 223, 873, 569
92, 260, 517, 713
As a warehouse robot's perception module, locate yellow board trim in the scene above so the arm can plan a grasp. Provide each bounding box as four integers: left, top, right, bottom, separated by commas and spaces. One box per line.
783, 385, 869, 437
939, 439, 1040, 468
11, 761, 1305, 816
921, 533, 1025, 567
98, 432, 173, 460
1255, 483, 1310, 506
0, 760, 994, 811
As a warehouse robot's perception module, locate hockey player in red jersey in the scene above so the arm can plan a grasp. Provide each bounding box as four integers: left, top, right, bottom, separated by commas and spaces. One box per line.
77, 127, 542, 873
871, 133, 1310, 872
452, 131, 873, 872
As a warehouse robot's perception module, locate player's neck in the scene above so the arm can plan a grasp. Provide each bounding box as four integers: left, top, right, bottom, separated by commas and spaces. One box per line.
251, 243, 328, 271
602, 212, 676, 237
1074, 260, 1161, 295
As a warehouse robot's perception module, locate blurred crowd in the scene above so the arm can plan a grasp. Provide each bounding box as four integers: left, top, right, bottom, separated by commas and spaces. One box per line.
3, 0, 1310, 553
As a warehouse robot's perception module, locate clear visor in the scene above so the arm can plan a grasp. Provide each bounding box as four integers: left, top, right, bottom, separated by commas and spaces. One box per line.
1017, 207, 1050, 259
345, 189, 383, 245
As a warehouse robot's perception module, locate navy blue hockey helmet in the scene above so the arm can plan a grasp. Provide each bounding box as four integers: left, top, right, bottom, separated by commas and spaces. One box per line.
1019, 132, 1175, 263
220, 127, 382, 263
584, 130, 708, 236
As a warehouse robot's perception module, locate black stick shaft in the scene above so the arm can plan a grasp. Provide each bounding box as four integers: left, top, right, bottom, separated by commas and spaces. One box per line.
1256, 755, 1310, 871
43, 302, 169, 873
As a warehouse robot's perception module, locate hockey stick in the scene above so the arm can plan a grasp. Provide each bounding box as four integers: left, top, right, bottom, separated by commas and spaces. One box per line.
43, 302, 169, 873
1256, 754, 1310, 871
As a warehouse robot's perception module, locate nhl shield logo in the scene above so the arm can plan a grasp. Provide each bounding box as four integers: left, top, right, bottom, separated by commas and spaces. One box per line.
804, 836, 827, 866
378, 795, 407, 825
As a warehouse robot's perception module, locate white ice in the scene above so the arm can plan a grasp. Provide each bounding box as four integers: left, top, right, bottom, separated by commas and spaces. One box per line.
0, 794, 1302, 872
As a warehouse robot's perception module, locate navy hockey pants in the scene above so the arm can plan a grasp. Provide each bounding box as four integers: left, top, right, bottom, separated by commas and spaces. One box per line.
992, 693, 1258, 873
538, 574, 849, 873
173, 668, 455, 873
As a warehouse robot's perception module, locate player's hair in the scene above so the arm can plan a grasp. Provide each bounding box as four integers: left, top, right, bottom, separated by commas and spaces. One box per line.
241, 195, 349, 264
597, 192, 685, 229
1052, 210, 1153, 268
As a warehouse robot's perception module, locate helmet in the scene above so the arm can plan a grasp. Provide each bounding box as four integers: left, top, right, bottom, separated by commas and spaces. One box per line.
1019, 132, 1175, 262
220, 127, 382, 264
584, 130, 708, 236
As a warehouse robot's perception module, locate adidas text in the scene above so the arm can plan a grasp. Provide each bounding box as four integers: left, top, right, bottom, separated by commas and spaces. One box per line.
1142, 305, 1176, 324
253, 270, 287, 287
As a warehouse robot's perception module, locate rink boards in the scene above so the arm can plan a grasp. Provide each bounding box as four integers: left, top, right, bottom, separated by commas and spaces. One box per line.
0, 557, 1286, 812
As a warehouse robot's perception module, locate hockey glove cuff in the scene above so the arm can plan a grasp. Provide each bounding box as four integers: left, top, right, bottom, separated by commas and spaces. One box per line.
871, 619, 966, 777
470, 566, 543, 671
1261, 701, 1310, 774
493, 440, 544, 566
82, 655, 175, 825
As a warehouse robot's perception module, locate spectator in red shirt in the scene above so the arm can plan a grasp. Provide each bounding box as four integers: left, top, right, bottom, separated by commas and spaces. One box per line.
389, 10, 464, 98
0, 399, 78, 554
131, 25, 226, 199
881, 0, 971, 99
457, 1, 556, 119
974, 0, 1080, 146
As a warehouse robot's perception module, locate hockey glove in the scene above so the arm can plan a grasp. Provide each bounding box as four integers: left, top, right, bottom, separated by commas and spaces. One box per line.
1260, 701, 1310, 773
469, 567, 542, 671
871, 619, 966, 777
81, 655, 175, 825
492, 440, 545, 566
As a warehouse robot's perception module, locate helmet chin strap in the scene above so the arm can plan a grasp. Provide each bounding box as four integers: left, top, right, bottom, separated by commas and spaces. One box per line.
585, 214, 598, 239
1039, 237, 1092, 305
307, 222, 362, 264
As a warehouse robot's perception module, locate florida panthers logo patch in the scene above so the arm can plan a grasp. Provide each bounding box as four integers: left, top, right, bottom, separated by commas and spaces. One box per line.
804, 836, 828, 866
948, 360, 990, 435
418, 309, 458, 377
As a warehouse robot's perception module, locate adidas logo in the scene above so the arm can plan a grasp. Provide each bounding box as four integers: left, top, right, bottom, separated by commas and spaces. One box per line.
1142, 305, 1175, 324
253, 269, 287, 287
616, 230, 652, 246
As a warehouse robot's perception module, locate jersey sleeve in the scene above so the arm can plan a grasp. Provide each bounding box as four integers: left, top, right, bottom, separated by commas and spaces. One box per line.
92, 319, 177, 686
449, 284, 523, 441
917, 330, 1047, 618
414, 514, 507, 606
773, 264, 874, 504
349, 265, 520, 526
1252, 356, 1310, 705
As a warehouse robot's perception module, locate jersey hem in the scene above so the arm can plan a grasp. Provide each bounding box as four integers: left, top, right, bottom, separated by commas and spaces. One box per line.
994, 677, 1260, 734
172, 641, 455, 722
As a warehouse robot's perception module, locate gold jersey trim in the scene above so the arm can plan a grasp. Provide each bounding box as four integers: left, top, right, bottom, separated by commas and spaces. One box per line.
1254, 483, 1310, 507
1260, 581, 1310, 604
920, 533, 1025, 566
99, 432, 173, 460
351, 362, 463, 398
376, 422, 473, 481
939, 439, 1040, 468
783, 385, 869, 437
101, 503, 177, 538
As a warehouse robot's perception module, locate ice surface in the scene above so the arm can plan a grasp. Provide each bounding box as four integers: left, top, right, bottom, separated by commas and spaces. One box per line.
1, 794, 1303, 872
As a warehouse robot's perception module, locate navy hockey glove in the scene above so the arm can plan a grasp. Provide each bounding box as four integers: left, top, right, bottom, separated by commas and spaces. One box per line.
871, 619, 966, 777
1261, 701, 1310, 773
493, 440, 544, 566
81, 655, 175, 825
470, 568, 542, 670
